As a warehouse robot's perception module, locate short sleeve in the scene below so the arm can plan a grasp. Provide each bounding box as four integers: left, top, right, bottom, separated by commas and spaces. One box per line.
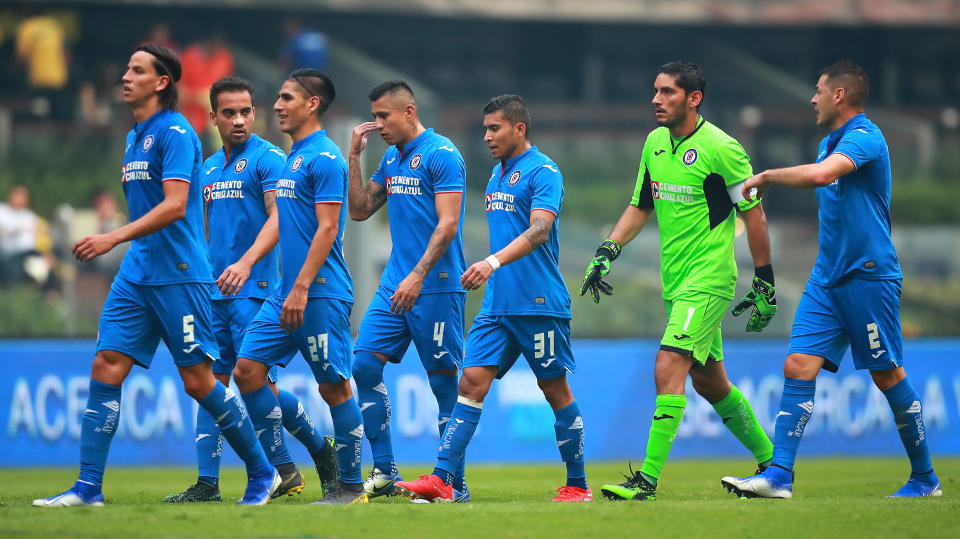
159, 124, 197, 182
311, 153, 346, 204
714, 139, 753, 187
832, 128, 882, 170
530, 162, 563, 216
257, 147, 286, 193
370, 151, 389, 186
428, 146, 466, 193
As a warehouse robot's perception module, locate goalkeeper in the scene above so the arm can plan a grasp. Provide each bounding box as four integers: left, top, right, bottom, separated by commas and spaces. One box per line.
580, 61, 776, 501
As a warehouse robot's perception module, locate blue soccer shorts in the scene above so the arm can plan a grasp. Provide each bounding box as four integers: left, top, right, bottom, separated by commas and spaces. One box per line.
354, 287, 464, 370
789, 278, 904, 373
463, 314, 575, 380
97, 276, 220, 368
211, 298, 278, 383
238, 296, 353, 383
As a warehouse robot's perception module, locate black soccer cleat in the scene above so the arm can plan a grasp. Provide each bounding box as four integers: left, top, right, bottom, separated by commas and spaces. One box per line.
313, 434, 339, 496
162, 479, 223, 503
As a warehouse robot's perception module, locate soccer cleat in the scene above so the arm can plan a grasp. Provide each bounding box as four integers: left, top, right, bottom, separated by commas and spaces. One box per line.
309, 481, 369, 505
162, 479, 222, 503
272, 466, 305, 498
452, 484, 471, 503
552, 485, 594, 502
889, 472, 942, 497
314, 434, 339, 496
600, 463, 656, 501
721, 464, 793, 499
33, 488, 104, 507
363, 467, 403, 498
238, 470, 282, 505
394, 474, 453, 503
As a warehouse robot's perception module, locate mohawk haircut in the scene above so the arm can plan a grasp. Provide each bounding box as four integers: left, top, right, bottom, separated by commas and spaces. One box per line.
209, 77, 254, 112
368, 80, 415, 102
483, 94, 532, 138
819, 61, 869, 109
287, 68, 336, 116
135, 44, 182, 111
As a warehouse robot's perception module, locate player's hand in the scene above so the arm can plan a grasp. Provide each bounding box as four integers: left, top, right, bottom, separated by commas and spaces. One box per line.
461, 260, 494, 291
742, 173, 770, 202
280, 286, 308, 333
349, 122, 379, 157
390, 272, 424, 314
216, 260, 252, 297
579, 239, 620, 303
732, 276, 778, 332
72, 233, 118, 262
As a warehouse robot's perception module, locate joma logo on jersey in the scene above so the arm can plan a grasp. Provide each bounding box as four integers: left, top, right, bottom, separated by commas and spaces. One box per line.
650, 181, 695, 203
508, 170, 522, 186
291, 155, 304, 172
234, 158, 248, 174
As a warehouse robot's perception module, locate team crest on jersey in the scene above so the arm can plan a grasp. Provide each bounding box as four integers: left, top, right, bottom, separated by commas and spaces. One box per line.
508, 170, 522, 186
291, 155, 304, 172
682, 148, 698, 166
202, 185, 213, 203
142, 135, 154, 152
234, 158, 248, 174
409, 153, 422, 170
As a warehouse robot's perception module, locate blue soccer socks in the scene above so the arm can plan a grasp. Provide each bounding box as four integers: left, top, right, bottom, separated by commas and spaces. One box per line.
428, 371, 466, 489
771, 378, 817, 471
435, 397, 482, 483
241, 384, 293, 467
199, 382, 272, 479
277, 389, 325, 457
553, 401, 587, 490
330, 399, 364, 484
195, 405, 223, 482
353, 352, 395, 474
882, 377, 934, 474
77, 379, 122, 495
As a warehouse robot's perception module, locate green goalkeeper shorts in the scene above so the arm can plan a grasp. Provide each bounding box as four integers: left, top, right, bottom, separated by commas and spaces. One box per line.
660, 290, 729, 365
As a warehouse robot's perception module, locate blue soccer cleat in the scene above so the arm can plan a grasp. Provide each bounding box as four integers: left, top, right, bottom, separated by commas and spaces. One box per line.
889, 472, 942, 497
238, 469, 282, 505
33, 487, 104, 507
453, 484, 470, 503
721, 464, 793, 499
363, 467, 403, 499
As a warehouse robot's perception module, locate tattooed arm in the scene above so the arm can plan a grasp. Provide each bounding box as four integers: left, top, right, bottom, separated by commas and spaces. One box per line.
347, 122, 388, 220
461, 209, 555, 291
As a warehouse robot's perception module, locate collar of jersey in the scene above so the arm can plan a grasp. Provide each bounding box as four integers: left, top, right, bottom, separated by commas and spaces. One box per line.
830, 112, 867, 138
223, 134, 260, 163
500, 145, 538, 176
397, 128, 434, 158
133, 108, 169, 136
668, 116, 705, 154
290, 129, 326, 153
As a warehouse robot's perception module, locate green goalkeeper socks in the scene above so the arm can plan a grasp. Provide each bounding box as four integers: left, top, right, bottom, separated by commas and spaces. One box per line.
639, 394, 686, 483
713, 384, 773, 465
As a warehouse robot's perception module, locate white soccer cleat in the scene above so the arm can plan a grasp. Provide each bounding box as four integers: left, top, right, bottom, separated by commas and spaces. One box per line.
721, 469, 793, 499
33, 489, 105, 507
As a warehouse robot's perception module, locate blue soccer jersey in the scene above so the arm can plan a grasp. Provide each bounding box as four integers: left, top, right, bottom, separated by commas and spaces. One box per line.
118, 108, 212, 284
809, 113, 902, 287
202, 134, 285, 300
481, 146, 570, 318
369, 128, 466, 294
276, 129, 352, 302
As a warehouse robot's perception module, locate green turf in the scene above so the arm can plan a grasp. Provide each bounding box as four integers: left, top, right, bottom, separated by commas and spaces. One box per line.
2, 459, 957, 538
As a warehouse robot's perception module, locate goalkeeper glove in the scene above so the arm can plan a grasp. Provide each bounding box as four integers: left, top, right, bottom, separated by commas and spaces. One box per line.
731, 265, 777, 332
579, 238, 621, 304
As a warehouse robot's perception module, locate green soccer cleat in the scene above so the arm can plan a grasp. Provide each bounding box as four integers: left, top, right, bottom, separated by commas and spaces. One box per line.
313, 434, 339, 496
600, 463, 656, 501
272, 465, 305, 498
162, 479, 222, 503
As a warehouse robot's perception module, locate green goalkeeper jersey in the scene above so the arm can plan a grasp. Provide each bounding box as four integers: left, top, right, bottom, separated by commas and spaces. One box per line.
630, 117, 758, 301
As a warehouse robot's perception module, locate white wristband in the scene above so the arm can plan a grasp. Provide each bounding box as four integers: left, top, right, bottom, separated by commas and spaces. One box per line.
485, 254, 501, 271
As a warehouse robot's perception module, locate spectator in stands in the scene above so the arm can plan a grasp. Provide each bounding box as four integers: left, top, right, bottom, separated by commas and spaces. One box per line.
282, 20, 328, 71
0, 185, 43, 286
180, 35, 234, 136
15, 8, 71, 120
88, 190, 127, 276
137, 23, 179, 54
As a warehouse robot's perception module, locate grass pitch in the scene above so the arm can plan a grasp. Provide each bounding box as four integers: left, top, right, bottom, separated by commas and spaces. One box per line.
1, 458, 957, 538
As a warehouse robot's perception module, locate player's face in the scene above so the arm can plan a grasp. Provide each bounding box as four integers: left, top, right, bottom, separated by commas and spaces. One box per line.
121, 51, 168, 107
811, 74, 837, 127
370, 96, 412, 146
212, 90, 255, 148
274, 80, 315, 135
652, 73, 693, 128
483, 110, 524, 160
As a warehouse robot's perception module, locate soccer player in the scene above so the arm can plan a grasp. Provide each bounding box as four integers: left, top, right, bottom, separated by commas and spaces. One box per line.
163, 77, 337, 503
34, 45, 279, 507
721, 61, 941, 499
230, 69, 368, 505
395, 95, 593, 503
580, 61, 777, 501
347, 80, 468, 500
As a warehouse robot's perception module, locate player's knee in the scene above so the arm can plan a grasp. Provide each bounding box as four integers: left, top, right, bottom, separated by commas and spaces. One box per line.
458, 369, 492, 402
352, 351, 386, 387
783, 353, 820, 380
537, 377, 572, 409
91, 351, 133, 385
870, 367, 905, 391
232, 359, 264, 392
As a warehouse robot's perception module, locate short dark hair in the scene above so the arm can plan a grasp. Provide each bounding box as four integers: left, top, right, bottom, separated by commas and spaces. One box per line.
209, 77, 254, 112
819, 61, 869, 108
483, 94, 532, 138
135, 44, 181, 111
287, 68, 336, 115
368, 80, 415, 102
657, 61, 706, 109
